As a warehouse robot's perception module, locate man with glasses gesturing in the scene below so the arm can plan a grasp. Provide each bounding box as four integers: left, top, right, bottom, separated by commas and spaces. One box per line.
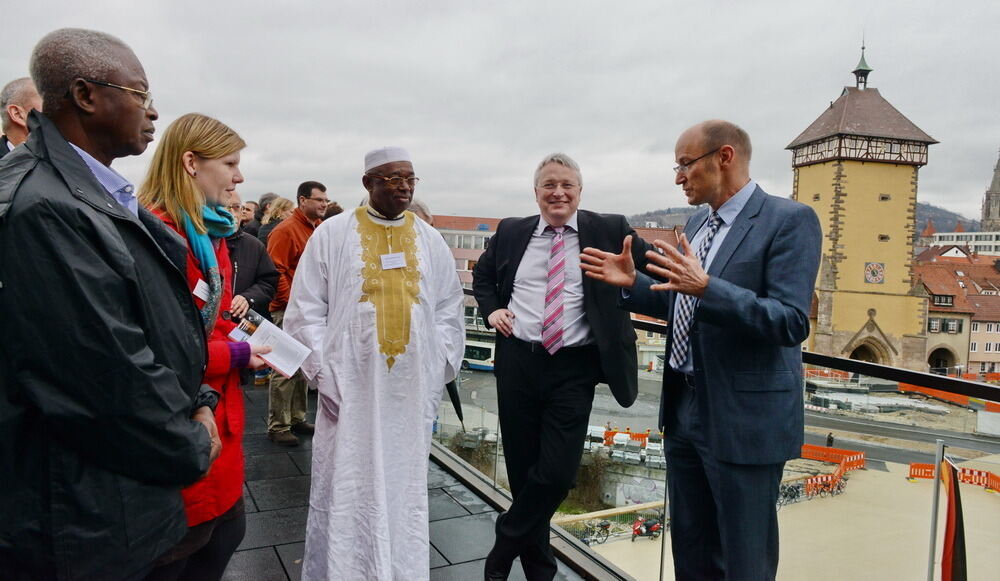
581, 120, 822, 580
265, 180, 328, 446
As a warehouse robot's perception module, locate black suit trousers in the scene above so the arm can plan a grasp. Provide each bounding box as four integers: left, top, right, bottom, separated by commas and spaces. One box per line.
493, 337, 600, 581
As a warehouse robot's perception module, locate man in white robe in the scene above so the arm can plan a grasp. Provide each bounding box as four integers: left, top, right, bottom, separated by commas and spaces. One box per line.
284, 147, 465, 580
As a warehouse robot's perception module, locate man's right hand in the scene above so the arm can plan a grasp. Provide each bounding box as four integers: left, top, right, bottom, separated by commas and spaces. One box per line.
487, 308, 515, 337
192, 405, 222, 466
580, 235, 637, 288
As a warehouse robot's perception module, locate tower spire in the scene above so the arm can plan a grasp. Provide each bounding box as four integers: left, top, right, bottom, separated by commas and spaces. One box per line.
853, 41, 873, 89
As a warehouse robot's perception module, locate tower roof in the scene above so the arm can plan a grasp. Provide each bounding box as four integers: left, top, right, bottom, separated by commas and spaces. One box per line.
787, 86, 938, 149
921, 218, 936, 237
989, 148, 1000, 194
853, 51, 874, 74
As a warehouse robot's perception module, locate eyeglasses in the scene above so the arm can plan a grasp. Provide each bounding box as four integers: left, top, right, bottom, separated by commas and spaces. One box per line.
224, 204, 243, 212
84, 79, 154, 110
366, 174, 420, 187
673, 148, 720, 174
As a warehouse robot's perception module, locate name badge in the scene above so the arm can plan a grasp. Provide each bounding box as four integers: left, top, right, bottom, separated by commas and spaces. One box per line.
193, 279, 211, 301
380, 253, 406, 270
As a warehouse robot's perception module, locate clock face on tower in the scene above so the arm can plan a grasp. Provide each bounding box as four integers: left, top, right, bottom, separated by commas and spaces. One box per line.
865, 262, 885, 284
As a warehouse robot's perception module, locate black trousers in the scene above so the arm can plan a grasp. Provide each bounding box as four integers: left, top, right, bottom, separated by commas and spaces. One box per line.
144, 501, 247, 581
665, 375, 785, 581
492, 338, 600, 581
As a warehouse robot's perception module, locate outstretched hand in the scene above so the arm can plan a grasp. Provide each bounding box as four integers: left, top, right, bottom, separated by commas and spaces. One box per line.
645, 234, 710, 297
580, 235, 637, 288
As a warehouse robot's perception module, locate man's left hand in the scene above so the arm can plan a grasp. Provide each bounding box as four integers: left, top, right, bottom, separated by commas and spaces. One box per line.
645, 234, 710, 297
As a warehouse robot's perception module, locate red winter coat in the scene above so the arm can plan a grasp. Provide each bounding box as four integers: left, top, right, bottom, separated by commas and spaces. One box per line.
152, 209, 246, 527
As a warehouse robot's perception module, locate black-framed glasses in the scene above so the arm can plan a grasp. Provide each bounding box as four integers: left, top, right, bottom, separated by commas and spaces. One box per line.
84, 79, 154, 110
673, 148, 720, 174
366, 174, 420, 187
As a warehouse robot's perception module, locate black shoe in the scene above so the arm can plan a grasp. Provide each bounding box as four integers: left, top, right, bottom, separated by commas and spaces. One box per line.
484, 544, 515, 581
291, 421, 315, 435
268, 430, 300, 447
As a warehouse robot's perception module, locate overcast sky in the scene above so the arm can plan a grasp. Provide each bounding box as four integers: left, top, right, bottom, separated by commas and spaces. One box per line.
2, 1, 998, 220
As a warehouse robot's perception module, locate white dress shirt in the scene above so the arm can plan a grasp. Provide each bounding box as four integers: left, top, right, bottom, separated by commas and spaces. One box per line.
509, 212, 593, 346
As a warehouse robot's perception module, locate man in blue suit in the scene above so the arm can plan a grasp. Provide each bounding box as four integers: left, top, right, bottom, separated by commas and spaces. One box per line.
581, 120, 821, 580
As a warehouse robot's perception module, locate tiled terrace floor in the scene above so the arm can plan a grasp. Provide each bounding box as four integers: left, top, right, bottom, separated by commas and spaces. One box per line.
221, 384, 584, 580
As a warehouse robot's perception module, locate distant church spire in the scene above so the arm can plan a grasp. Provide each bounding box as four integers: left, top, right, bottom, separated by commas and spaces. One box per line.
980, 147, 1000, 231
853, 42, 874, 89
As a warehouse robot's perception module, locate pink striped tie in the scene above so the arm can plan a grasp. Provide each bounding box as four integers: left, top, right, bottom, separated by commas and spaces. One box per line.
542, 225, 566, 355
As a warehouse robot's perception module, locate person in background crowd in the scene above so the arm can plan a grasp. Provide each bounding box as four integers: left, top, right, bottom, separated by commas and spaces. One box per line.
0, 77, 42, 157
264, 181, 328, 446
223, 189, 278, 328
323, 200, 344, 220
240, 200, 259, 232
284, 147, 464, 579
0, 28, 219, 580
257, 196, 293, 247
138, 113, 272, 581
256, 191, 278, 222
409, 197, 434, 226
224, 191, 278, 318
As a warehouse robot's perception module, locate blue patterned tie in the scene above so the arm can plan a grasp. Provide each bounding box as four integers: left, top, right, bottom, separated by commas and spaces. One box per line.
669, 212, 723, 371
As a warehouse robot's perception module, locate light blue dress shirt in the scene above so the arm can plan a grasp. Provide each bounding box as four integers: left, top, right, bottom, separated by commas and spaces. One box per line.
671, 180, 757, 375
70, 143, 138, 216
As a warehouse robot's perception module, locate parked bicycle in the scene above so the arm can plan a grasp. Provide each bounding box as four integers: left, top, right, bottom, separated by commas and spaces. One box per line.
775, 482, 802, 511
580, 520, 612, 546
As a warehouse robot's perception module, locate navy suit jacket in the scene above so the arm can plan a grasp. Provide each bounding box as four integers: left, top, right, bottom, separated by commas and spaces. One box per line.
621, 186, 822, 464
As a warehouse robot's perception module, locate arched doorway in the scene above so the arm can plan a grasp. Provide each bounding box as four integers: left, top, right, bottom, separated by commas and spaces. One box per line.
928, 347, 957, 375
849, 344, 880, 363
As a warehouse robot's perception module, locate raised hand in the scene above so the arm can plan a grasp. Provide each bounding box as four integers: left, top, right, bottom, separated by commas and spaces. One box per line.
646, 234, 710, 297
580, 235, 637, 288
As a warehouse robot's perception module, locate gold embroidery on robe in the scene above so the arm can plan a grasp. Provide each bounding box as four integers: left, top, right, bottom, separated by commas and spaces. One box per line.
356, 207, 421, 370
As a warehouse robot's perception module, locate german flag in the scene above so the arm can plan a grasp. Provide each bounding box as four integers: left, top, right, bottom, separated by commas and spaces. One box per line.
940, 460, 967, 581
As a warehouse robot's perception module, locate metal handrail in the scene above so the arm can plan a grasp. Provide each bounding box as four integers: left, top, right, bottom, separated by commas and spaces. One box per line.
461, 289, 1000, 403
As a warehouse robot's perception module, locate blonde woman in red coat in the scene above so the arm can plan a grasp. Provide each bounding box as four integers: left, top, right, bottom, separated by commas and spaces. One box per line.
139, 113, 270, 581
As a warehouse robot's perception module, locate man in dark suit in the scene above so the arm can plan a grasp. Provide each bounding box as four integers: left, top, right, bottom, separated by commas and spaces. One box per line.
0, 77, 41, 158
473, 153, 651, 581
581, 120, 822, 580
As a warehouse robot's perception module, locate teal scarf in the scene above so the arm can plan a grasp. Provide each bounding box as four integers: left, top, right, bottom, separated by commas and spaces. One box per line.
183, 204, 238, 333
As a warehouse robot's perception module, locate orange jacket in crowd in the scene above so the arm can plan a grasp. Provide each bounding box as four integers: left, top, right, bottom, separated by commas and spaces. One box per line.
267, 207, 319, 312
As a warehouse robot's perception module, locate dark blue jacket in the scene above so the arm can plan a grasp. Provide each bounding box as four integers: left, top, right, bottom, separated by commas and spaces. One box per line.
622, 186, 822, 464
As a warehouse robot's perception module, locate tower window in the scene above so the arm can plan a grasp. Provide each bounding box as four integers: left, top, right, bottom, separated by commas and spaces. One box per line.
878, 234, 890, 242
879, 194, 891, 201
812, 193, 820, 202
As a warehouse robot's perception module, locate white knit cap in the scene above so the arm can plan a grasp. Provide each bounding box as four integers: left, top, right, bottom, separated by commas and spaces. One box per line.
364, 146, 412, 172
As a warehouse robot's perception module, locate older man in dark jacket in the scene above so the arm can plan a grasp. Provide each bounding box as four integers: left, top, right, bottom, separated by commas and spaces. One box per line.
0, 29, 218, 581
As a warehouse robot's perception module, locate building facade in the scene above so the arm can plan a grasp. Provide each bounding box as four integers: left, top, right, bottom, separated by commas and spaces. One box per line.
790, 49, 936, 370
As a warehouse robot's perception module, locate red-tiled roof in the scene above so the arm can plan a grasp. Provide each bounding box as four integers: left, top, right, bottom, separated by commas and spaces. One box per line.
914, 262, 1000, 316
434, 215, 501, 231
915, 245, 994, 265
633, 226, 682, 247
921, 219, 936, 237
915, 270, 974, 314
968, 294, 1000, 322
